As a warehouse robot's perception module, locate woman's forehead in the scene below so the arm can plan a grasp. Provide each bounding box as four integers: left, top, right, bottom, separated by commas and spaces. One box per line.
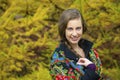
67, 18, 82, 27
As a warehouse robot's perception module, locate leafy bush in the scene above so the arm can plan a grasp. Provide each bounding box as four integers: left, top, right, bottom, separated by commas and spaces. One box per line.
0, 0, 120, 80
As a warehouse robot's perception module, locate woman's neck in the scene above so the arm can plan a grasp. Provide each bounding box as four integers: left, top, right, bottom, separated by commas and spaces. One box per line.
70, 43, 79, 49
70, 43, 85, 58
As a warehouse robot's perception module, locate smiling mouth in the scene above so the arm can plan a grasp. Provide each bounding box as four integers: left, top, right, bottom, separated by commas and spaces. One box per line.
71, 38, 79, 41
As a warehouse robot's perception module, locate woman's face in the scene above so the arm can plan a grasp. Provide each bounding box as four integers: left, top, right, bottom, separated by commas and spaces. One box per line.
65, 18, 83, 45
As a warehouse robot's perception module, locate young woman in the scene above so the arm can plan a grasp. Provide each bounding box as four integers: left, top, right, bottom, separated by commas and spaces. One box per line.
50, 9, 102, 80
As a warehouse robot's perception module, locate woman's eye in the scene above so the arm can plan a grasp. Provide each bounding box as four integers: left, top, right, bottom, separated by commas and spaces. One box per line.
67, 28, 73, 31
76, 27, 81, 30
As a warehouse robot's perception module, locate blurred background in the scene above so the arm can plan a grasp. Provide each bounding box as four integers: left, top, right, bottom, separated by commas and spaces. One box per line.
0, 0, 120, 80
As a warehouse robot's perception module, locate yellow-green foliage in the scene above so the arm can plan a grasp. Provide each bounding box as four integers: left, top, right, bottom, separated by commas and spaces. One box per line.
0, 0, 120, 80
9, 64, 52, 80
103, 68, 120, 80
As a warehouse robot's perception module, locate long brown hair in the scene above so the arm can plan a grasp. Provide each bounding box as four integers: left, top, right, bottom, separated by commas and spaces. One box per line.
58, 9, 87, 57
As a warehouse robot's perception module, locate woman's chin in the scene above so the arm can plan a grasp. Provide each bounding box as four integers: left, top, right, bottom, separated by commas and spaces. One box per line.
69, 40, 79, 44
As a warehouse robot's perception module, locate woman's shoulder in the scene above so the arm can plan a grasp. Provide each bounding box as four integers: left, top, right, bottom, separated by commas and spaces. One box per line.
78, 39, 94, 58
53, 43, 66, 52
50, 43, 67, 65
51, 43, 66, 58
79, 38, 93, 46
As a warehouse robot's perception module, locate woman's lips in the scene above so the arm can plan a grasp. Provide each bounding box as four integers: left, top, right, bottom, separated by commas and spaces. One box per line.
71, 37, 79, 41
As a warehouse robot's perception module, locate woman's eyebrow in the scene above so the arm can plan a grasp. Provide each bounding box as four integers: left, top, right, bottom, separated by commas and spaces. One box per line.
77, 26, 82, 27
67, 27, 73, 29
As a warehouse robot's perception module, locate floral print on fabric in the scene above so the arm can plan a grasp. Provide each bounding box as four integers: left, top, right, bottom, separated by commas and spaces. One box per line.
50, 49, 102, 80
89, 49, 102, 76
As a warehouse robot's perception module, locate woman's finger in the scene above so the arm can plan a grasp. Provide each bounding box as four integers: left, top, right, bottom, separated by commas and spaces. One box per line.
77, 58, 93, 66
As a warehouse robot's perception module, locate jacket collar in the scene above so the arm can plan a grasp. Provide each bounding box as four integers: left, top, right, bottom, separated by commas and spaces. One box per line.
59, 39, 93, 62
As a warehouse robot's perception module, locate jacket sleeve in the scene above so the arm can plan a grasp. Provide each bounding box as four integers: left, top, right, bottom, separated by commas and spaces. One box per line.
80, 49, 102, 80
80, 68, 100, 80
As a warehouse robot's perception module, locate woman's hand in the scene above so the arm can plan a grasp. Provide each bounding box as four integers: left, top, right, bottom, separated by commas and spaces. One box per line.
77, 58, 93, 67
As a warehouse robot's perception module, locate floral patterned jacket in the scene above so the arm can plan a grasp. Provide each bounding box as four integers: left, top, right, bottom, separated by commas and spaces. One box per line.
50, 39, 102, 80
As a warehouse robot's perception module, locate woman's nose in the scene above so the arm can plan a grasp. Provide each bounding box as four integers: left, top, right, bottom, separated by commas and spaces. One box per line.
72, 30, 77, 36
